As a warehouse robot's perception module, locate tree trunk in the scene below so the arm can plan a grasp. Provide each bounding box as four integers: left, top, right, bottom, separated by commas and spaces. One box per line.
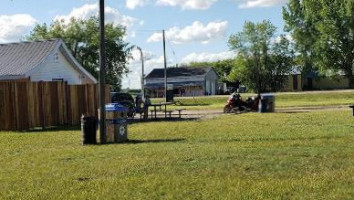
348, 73, 354, 89
345, 64, 354, 88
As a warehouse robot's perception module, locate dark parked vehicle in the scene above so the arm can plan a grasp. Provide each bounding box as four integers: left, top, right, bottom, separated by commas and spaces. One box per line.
111, 92, 136, 117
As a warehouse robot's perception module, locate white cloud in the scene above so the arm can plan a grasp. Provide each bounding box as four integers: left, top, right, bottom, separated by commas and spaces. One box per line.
130, 31, 137, 38
54, 4, 137, 27
147, 20, 228, 44
156, 0, 218, 10
129, 49, 155, 64
0, 14, 37, 43
126, 0, 149, 10
181, 51, 236, 64
123, 50, 173, 89
125, 0, 218, 10
238, 0, 288, 8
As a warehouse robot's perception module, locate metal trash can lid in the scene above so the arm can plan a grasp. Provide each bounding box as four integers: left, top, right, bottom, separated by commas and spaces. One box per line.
261, 94, 275, 99
105, 103, 127, 112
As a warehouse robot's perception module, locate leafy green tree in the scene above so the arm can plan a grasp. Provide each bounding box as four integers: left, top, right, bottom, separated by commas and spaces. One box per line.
316, 0, 354, 88
228, 54, 258, 91
283, 0, 354, 88
27, 17, 132, 90
228, 20, 293, 93
188, 59, 235, 82
283, 0, 320, 74
267, 35, 294, 91
213, 59, 235, 82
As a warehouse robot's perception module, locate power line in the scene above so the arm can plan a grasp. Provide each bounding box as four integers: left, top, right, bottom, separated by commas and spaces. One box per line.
134, 29, 162, 33
166, 38, 178, 67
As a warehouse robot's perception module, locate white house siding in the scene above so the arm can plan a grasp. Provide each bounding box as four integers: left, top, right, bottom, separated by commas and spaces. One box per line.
206, 80, 211, 95
30, 50, 84, 84
145, 68, 219, 97
205, 70, 218, 95
145, 76, 205, 97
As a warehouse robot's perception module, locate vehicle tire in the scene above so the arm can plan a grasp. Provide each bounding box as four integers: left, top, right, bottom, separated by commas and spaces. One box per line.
231, 107, 240, 114
223, 105, 232, 113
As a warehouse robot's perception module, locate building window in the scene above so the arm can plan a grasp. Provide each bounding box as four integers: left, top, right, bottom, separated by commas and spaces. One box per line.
54, 53, 59, 62
52, 78, 64, 82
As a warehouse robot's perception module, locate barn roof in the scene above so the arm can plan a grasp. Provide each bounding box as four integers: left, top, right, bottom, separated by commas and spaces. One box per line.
0, 39, 59, 77
0, 39, 97, 83
145, 67, 213, 79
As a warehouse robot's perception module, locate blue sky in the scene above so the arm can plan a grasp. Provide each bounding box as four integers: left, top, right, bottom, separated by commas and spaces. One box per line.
0, 0, 288, 89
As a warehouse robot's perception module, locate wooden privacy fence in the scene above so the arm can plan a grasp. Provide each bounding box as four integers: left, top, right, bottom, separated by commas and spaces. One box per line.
0, 80, 110, 131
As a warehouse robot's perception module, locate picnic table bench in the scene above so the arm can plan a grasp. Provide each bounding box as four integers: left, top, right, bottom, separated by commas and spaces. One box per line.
150, 102, 174, 119
163, 108, 186, 118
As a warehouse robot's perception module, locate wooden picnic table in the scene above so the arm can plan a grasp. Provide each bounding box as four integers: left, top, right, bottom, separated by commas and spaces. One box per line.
150, 102, 174, 119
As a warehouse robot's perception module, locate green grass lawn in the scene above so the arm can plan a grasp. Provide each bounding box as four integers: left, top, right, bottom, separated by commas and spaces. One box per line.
1, 110, 354, 199
152, 91, 354, 110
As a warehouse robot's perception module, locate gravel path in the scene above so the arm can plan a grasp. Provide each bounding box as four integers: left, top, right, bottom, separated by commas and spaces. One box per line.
131, 105, 351, 122
181, 105, 351, 119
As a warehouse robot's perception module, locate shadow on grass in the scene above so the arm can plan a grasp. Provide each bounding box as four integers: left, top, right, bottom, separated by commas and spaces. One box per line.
27, 125, 81, 133
181, 103, 210, 106
276, 111, 310, 114
174, 100, 210, 106
125, 138, 186, 144
128, 117, 199, 124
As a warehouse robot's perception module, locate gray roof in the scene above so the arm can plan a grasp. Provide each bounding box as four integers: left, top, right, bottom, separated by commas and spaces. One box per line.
0, 39, 97, 83
145, 67, 213, 79
0, 39, 59, 77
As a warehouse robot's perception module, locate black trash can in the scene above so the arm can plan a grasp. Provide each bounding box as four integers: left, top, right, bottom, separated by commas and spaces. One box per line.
258, 94, 275, 113
259, 98, 268, 113
81, 115, 97, 145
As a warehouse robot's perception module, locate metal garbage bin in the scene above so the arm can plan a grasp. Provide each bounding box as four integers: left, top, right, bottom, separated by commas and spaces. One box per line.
105, 103, 128, 143
166, 84, 174, 102
258, 94, 275, 113
81, 115, 97, 145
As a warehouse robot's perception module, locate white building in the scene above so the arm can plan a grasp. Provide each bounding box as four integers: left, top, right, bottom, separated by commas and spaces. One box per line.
145, 67, 219, 97
0, 39, 97, 84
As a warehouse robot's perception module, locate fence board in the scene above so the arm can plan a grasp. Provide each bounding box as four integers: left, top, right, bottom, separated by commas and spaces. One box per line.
0, 80, 110, 131
16, 82, 29, 130
0, 82, 9, 130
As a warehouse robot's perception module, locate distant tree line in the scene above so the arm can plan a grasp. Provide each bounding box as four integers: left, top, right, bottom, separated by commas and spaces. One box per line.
26, 0, 354, 91
283, 0, 354, 88
186, 20, 294, 93
188, 0, 354, 92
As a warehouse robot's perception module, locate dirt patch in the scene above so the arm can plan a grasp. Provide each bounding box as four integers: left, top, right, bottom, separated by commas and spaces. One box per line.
183, 105, 351, 120
130, 105, 351, 122
276, 105, 349, 113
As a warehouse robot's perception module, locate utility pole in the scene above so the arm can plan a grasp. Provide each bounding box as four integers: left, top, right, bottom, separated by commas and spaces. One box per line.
163, 30, 167, 102
99, 0, 106, 144
258, 57, 261, 97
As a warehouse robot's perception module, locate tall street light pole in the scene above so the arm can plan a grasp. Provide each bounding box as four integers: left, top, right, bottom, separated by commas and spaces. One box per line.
99, 0, 106, 144
136, 46, 145, 99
